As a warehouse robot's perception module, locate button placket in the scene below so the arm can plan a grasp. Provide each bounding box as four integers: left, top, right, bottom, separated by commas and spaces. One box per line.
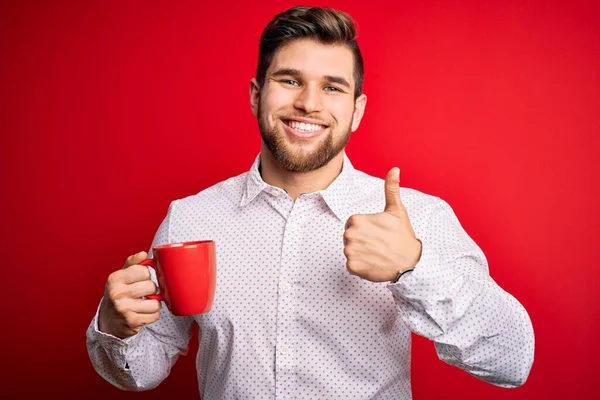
274, 202, 302, 398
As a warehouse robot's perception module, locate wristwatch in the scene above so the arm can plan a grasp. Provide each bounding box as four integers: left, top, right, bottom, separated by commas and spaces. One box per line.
391, 267, 415, 283
391, 238, 422, 283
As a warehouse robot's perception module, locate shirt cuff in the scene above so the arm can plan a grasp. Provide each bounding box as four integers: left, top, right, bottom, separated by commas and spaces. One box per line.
88, 298, 146, 350
386, 237, 476, 304
387, 236, 440, 286
386, 238, 485, 332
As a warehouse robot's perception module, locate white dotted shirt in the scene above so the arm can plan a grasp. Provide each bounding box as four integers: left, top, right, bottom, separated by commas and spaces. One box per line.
86, 153, 534, 399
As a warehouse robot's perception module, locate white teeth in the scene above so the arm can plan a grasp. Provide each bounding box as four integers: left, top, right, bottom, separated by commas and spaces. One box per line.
288, 121, 325, 132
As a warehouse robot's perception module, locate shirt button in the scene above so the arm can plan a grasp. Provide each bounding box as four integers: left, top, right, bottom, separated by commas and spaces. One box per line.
281, 282, 291, 292
280, 345, 290, 355
287, 222, 298, 231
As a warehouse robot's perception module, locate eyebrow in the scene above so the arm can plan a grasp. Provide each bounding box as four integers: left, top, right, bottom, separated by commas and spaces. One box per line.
271, 68, 351, 89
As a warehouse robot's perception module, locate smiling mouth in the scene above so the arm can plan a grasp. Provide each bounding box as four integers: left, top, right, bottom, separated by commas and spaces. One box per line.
282, 119, 328, 138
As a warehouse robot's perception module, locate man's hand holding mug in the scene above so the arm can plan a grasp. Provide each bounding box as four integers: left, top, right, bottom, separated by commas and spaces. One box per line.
98, 241, 217, 339
98, 251, 160, 339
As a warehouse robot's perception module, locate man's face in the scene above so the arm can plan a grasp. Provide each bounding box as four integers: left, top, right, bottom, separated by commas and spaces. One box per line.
250, 38, 367, 172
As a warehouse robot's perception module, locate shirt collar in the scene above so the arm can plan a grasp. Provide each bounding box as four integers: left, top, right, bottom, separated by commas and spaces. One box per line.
240, 154, 267, 207
240, 152, 355, 222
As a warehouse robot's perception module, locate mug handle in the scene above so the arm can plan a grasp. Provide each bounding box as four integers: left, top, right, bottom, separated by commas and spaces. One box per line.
139, 258, 163, 302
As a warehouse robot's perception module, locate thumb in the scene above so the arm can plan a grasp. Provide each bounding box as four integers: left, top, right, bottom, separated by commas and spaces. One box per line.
384, 167, 403, 215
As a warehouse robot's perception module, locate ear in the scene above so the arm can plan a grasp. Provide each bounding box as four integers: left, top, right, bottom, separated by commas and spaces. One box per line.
351, 94, 367, 132
249, 78, 260, 117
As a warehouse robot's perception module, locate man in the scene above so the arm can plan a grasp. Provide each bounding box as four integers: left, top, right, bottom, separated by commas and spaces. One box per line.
86, 6, 534, 399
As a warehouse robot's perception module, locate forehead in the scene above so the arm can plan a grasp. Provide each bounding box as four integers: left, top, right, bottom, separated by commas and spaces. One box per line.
268, 39, 354, 84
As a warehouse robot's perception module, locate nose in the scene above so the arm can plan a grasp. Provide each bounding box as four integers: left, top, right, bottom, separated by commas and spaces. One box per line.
293, 84, 323, 114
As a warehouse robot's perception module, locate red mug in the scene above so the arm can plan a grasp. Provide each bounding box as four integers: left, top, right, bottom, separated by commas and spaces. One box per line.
139, 240, 217, 316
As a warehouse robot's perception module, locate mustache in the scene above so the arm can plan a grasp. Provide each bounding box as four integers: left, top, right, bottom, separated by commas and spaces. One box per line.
276, 112, 332, 126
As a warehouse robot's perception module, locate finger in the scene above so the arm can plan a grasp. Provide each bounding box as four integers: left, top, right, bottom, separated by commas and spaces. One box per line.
346, 259, 362, 276
344, 214, 361, 230
384, 167, 404, 216
119, 264, 152, 285
346, 261, 357, 275
127, 279, 158, 299
123, 310, 160, 329
129, 298, 162, 314
135, 312, 160, 325
122, 251, 148, 269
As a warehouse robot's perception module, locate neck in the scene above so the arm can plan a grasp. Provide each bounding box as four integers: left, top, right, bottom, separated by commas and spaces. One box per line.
259, 144, 345, 201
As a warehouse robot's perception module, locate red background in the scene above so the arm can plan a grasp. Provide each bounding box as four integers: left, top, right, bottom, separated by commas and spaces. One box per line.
1, 0, 598, 398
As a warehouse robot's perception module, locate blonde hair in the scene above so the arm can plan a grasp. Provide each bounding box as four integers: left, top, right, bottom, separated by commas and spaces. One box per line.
256, 6, 364, 98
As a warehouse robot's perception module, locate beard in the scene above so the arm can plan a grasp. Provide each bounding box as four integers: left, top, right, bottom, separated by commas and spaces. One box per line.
257, 103, 353, 173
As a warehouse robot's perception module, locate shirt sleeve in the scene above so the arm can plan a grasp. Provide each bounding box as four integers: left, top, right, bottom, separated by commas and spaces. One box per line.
387, 199, 535, 388
85, 200, 196, 391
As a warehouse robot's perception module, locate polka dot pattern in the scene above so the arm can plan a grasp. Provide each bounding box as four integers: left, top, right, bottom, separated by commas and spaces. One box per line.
86, 153, 534, 398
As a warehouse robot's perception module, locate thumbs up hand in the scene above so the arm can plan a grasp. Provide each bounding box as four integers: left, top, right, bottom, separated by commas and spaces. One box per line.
343, 167, 422, 282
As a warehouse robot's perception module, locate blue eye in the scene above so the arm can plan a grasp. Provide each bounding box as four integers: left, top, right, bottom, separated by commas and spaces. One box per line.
324, 86, 341, 92
281, 80, 299, 86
